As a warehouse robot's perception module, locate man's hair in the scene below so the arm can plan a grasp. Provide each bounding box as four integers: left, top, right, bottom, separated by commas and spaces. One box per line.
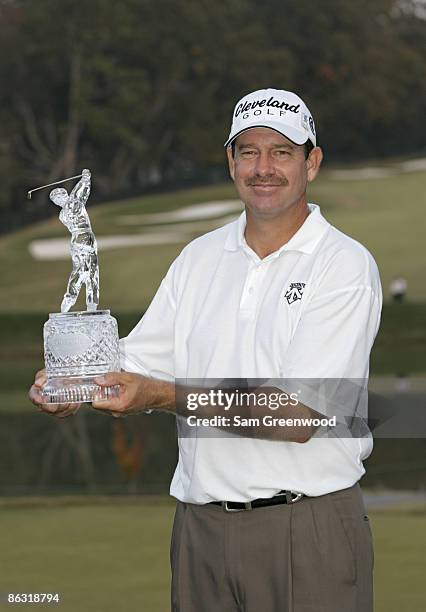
231, 139, 315, 160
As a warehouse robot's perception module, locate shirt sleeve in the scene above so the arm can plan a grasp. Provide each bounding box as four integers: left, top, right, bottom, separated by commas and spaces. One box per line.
280, 283, 382, 425
284, 284, 382, 379
119, 271, 177, 382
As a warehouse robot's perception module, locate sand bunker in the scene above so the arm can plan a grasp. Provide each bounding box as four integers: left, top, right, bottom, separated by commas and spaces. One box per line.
28, 200, 243, 261
117, 200, 242, 225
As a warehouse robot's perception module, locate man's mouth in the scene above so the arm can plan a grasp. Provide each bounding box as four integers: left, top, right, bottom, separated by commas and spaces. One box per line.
249, 184, 285, 191
246, 178, 288, 188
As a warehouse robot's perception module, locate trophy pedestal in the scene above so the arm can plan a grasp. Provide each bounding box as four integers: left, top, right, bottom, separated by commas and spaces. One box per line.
42, 310, 120, 404
42, 375, 119, 404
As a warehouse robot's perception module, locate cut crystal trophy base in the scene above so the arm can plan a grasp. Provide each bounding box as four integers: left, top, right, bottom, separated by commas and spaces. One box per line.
42, 309, 121, 404
41, 375, 120, 404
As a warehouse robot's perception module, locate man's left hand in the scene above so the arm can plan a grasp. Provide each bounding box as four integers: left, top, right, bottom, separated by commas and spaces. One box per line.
92, 372, 174, 417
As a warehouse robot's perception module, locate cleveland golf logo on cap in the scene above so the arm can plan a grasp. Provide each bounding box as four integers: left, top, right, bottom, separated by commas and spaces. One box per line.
225, 87, 317, 148
235, 95, 301, 118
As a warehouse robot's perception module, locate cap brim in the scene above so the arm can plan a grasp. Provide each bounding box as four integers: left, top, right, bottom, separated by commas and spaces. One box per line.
224, 122, 314, 148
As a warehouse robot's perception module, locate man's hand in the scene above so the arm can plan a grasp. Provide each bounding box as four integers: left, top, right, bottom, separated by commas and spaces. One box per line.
91, 372, 175, 417
28, 369, 81, 418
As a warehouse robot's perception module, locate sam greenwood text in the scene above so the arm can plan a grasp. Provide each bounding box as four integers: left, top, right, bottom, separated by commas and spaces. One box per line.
186, 415, 337, 428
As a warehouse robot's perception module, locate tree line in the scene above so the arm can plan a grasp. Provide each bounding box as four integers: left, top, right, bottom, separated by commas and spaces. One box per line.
0, 0, 425, 230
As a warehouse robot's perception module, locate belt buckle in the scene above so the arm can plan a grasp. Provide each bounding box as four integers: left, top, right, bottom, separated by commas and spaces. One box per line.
222, 501, 253, 512
285, 491, 303, 504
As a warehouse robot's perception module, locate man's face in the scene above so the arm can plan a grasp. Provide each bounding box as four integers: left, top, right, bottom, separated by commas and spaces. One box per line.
227, 128, 322, 220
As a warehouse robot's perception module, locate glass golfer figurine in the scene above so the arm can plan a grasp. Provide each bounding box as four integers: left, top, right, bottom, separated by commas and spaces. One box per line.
50, 169, 99, 313
28, 169, 120, 403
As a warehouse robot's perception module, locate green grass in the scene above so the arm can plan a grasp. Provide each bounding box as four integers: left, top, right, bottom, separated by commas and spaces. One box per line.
0, 169, 425, 313
369, 303, 426, 375
0, 498, 424, 611
0, 497, 175, 612
372, 509, 426, 612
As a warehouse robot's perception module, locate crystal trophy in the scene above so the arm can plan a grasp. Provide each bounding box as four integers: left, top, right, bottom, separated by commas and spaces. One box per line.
30, 169, 120, 403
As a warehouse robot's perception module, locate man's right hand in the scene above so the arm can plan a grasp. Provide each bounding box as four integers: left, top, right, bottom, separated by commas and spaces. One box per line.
28, 369, 81, 418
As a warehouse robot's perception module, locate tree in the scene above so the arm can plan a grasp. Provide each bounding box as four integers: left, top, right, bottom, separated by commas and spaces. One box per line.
0, 0, 425, 230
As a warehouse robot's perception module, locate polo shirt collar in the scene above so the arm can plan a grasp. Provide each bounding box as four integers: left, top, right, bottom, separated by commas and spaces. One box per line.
224, 203, 330, 255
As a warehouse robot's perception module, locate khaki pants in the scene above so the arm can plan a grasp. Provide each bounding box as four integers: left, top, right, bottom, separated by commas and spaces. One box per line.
170, 484, 373, 612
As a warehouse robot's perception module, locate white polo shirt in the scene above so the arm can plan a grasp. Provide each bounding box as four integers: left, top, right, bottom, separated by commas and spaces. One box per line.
120, 204, 382, 502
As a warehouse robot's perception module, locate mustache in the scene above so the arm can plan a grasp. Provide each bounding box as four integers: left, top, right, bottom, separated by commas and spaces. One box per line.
245, 174, 288, 187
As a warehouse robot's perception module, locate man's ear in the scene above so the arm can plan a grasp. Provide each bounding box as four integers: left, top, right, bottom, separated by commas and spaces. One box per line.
306, 146, 323, 183
226, 145, 235, 181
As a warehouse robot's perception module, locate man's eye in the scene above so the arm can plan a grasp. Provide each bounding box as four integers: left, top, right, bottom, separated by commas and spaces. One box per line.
240, 150, 256, 158
275, 150, 290, 157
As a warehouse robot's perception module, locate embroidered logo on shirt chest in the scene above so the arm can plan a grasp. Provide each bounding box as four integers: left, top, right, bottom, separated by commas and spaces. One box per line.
284, 282, 306, 304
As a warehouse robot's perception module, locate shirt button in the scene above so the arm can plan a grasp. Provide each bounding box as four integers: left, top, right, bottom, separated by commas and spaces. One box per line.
248, 287, 254, 294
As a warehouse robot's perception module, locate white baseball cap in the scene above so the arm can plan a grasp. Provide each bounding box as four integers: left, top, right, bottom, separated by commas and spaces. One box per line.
224, 88, 317, 148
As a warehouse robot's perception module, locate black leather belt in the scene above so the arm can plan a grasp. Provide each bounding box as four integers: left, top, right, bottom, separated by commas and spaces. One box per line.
210, 490, 304, 512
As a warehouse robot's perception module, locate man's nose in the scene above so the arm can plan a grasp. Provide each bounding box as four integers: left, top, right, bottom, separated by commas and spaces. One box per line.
255, 151, 275, 176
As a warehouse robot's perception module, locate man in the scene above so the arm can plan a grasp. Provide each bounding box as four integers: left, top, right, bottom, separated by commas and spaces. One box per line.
30, 88, 382, 611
